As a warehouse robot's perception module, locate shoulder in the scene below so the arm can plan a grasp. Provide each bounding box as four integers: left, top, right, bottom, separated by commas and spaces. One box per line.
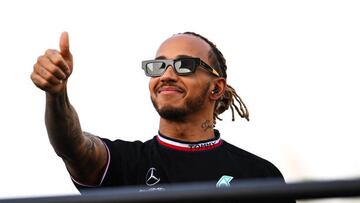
100, 137, 155, 153
101, 137, 143, 148
221, 140, 284, 178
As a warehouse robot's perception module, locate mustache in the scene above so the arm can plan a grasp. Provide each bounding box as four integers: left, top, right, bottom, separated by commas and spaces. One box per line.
155, 82, 184, 93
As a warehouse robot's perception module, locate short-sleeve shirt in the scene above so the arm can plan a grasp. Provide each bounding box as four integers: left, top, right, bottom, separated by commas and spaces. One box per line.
73, 130, 285, 190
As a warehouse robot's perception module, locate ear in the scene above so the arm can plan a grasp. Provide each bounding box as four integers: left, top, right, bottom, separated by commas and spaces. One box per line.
209, 78, 226, 101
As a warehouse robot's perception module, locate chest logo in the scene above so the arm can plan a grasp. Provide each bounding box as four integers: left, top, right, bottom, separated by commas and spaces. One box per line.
216, 175, 234, 188
145, 167, 161, 186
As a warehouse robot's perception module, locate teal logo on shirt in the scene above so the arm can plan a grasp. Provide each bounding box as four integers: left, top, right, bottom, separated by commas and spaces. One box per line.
216, 175, 234, 188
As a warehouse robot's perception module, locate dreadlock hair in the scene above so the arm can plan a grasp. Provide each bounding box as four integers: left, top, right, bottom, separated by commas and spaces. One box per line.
181, 32, 250, 124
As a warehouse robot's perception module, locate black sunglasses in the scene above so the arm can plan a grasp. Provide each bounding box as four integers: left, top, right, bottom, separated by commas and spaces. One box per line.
141, 57, 221, 77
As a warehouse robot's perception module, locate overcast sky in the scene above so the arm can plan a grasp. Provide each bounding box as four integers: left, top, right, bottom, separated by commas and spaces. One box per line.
0, 0, 359, 201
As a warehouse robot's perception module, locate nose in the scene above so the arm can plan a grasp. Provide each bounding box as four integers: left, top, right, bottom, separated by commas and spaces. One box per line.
160, 65, 178, 82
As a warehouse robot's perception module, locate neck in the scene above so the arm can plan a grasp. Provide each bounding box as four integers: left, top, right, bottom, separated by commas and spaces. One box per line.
158, 116, 215, 142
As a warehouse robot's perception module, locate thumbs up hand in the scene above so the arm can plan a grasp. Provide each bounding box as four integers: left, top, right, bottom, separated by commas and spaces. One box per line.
31, 32, 73, 94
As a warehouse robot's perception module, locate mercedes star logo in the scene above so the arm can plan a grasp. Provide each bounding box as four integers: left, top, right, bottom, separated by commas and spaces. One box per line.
145, 167, 160, 186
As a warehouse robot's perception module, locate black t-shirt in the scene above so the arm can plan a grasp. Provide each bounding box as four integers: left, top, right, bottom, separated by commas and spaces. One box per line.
73, 130, 285, 190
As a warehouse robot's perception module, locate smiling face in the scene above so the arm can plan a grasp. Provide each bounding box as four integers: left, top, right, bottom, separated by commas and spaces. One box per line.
149, 34, 216, 122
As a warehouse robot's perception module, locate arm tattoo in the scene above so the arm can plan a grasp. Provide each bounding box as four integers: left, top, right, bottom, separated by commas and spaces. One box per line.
83, 132, 98, 156
45, 91, 85, 160
45, 91, 106, 184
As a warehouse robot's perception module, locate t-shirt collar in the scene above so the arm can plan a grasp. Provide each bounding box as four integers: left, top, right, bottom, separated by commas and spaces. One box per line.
156, 129, 222, 152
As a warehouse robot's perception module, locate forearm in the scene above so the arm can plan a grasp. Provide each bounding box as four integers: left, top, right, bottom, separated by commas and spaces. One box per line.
45, 90, 107, 184
45, 90, 84, 161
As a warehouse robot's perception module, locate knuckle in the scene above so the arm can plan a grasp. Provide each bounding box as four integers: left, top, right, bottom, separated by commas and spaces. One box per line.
32, 75, 44, 88
30, 72, 36, 82
37, 55, 43, 62
42, 72, 54, 82
45, 49, 63, 64
45, 64, 55, 73
30, 73, 54, 91
38, 66, 45, 75
40, 68, 53, 82
53, 55, 63, 65
40, 80, 51, 89
43, 73, 51, 80
45, 49, 55, 55
31, 74, 40, 85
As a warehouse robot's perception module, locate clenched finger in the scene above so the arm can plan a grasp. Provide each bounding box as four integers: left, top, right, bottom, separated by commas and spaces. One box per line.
30, 72, 53, 91
37, 55, 67, 80
33, 63, 63, 85
45, 49, 71, 76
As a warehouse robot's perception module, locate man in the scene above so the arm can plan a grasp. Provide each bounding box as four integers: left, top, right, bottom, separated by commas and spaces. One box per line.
31, 32, 287, 192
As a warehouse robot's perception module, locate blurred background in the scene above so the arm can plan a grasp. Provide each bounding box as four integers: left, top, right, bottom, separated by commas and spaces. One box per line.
0, 0, 359, 202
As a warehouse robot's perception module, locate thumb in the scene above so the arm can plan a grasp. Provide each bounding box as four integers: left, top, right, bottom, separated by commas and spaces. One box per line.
59, 31, 71, 57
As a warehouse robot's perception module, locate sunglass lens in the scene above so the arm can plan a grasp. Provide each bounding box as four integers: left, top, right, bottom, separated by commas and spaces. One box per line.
174, 59, 194, 74
146, 62, 165, 76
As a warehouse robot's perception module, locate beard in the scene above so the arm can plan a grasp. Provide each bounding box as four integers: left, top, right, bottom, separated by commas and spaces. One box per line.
151, 83, 210, 122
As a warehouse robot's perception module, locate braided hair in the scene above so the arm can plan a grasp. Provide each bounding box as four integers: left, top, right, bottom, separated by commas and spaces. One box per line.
181, 32, 250, 124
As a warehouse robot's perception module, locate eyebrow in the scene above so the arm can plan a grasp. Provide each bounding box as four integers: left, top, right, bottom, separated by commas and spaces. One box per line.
155, 54, 195, 60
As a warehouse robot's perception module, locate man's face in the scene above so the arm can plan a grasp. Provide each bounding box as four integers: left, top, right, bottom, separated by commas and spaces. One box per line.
149, 34, 215, 122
